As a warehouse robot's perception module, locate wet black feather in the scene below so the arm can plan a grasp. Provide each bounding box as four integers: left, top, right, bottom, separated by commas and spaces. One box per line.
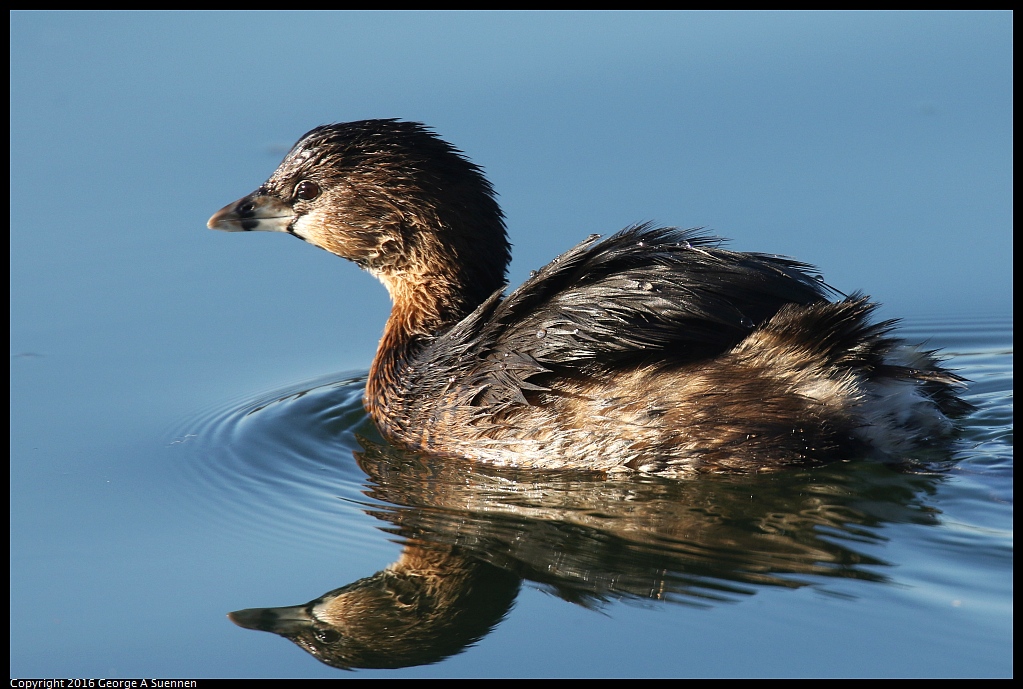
407, 224, 842, 411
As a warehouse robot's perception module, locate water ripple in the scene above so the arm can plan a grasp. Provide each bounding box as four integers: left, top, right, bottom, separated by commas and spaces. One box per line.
166, 372, 385, 554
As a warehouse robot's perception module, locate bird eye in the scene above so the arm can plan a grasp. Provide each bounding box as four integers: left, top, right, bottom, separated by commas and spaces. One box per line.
294, 180, 320, 201
315, 629, 342, 644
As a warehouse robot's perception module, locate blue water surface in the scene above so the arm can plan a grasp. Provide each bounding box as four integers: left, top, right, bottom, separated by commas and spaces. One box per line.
10, 11, 1011, 678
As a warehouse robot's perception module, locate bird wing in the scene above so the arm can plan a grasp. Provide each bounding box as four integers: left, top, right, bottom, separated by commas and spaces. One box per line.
413, 224, 838, 410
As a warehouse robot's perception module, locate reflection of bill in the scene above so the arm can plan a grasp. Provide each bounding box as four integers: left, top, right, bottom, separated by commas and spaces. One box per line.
229, 439, 950, 670
230, 543, 518, 670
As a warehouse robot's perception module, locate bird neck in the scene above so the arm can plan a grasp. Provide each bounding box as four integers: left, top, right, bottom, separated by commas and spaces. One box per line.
364, 258, 503, 427
359, 183, 509, 426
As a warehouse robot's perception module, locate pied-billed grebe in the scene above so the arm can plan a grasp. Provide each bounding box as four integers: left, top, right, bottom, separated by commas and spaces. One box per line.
208, 119, 970, 474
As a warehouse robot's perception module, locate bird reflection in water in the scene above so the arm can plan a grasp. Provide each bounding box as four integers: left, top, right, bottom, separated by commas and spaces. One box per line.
229, 436, 950, 670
